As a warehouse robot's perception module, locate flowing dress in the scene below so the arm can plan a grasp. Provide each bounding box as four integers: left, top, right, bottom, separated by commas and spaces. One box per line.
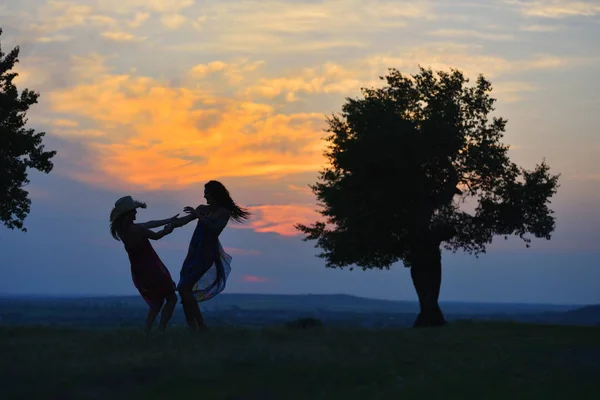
124, 235, 177, 309
177, 211, 232, 302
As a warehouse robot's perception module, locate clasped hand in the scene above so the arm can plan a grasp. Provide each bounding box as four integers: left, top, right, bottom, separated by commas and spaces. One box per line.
183, 205, 210, 218
164, 223, 175, 234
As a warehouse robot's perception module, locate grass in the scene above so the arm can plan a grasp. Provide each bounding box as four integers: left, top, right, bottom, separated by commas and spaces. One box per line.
1, 321, 599, 399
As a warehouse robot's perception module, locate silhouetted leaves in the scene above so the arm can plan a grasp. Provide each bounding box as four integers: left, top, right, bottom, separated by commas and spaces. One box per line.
0, 28, 57, 231
297, 66, 559, 269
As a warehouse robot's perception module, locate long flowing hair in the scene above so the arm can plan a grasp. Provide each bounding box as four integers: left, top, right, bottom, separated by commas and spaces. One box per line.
205, 180, 250, 223
109, 201, 147, 241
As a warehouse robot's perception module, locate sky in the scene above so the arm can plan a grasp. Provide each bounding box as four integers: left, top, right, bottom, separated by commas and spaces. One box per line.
0, 0, 599, 305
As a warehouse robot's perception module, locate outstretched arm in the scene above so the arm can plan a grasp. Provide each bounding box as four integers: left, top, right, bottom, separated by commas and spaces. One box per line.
138, 214, 179, 229
172, 205, 211, 228
172, 213, 197, 228
132, 223, 174, 241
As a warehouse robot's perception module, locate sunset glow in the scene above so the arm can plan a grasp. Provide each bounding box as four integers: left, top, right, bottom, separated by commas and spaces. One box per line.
1, 0, 599, 303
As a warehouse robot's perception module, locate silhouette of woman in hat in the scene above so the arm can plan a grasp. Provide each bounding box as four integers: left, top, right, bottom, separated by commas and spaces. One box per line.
172, 180, 250, 331
109, 196, 179, 332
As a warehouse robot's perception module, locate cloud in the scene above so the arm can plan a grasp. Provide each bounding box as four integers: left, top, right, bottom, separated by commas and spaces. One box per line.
36, 34, 71, 43
14, 0, 194, 44
167, 37, 367, 55
107, 0, 195, 14
7, 2, 595, 209
508, 0, 600, 18
13, 0, 433, 55
363, 43, 580, 80
492, 81, 537, 102
44, 55, 327, 191
224, 247, 262, 256
22, 35, 583, 193
160, 13, 187, 29
49, 0, 195, 16
158, 0, 433, 54
244, 62, 363, 101
27, 2, 117, 34
208, 0, 432, 34
128, 12, 150, 28
241, 48, 579, 106
519, 24, 564, 31
429, 29, 514, 41
187, 59, 265, 85
288, 184, 314, 197
240, 274, 270, 283
50, 119, 79, 128
101, 31, 143, 42
236, 204, 321, 236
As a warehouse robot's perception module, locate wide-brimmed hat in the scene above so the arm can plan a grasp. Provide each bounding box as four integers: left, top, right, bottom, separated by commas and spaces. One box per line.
110, 196, 146, 222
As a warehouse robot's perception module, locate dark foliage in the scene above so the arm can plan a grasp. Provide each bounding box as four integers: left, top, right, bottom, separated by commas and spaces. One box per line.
297, 66, 559, 268
0, 28, 56, 231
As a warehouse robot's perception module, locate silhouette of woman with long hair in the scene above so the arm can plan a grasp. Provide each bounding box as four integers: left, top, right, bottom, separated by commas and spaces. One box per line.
172, 180, 250, 331
109, 196, 180, 332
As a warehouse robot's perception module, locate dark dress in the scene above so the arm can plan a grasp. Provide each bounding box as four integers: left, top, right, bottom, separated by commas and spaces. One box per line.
124, 235, 176, 309
177, 211, 232, 302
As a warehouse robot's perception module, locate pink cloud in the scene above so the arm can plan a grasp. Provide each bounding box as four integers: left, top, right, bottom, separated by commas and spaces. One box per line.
232, 203, 321, 236
240, 274, 270, 283
224, 247, 261, 256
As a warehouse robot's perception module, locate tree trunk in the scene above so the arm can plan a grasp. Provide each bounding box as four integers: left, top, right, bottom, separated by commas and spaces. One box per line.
409, 243, 447, 328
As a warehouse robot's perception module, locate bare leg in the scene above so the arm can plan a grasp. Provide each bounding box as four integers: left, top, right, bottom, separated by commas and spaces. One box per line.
158, 292, 177, 332
179, 289, 198, 331
188, 297, 207, 330
145, 304, 163, 332
179, 287, 207, 331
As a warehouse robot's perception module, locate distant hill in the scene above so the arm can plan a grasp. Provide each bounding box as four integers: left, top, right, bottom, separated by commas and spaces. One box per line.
0, 292, 579, 314
200, 293, 579, 314
553, 304, 600, 325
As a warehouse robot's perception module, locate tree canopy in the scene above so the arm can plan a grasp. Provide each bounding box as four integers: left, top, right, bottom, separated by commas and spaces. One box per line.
1, 28, 56, 231
297, 67, 560, 270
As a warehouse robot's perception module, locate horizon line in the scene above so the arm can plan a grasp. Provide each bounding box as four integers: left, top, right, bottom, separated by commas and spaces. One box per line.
0, 292, 591, 307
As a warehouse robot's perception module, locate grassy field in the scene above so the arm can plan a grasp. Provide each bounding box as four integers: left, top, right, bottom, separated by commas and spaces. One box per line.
1, 321, 599, 399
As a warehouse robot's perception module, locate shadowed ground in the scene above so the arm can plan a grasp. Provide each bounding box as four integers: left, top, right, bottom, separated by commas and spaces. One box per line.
1, 322, 599, 399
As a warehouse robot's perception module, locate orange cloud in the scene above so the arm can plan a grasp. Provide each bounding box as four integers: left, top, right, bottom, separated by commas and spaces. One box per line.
240, 274, 270, 283
47, 56, 327, 191
21, 22, 582, 198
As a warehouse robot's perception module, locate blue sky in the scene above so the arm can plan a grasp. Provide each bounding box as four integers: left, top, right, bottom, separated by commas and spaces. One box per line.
0, 0, 599, 304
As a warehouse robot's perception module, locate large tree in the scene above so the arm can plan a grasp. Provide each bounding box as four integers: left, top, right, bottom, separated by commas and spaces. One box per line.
0, 28, 56, 231
297, 67, 560, 328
